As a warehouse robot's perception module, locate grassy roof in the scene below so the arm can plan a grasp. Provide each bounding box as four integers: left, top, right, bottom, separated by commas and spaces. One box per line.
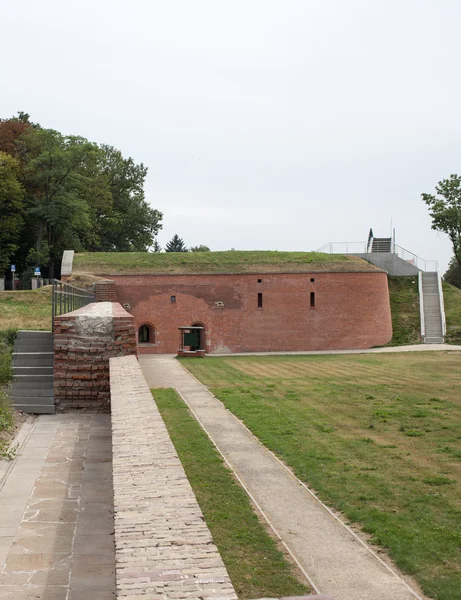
73, 251, 382, 275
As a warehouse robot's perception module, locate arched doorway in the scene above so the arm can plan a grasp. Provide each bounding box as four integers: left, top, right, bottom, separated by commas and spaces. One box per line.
138, 323, 155, 344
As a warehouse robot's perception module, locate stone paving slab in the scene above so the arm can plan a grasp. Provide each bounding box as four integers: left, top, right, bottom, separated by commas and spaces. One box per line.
0, 414, 115, 599
139, 354, 428, 600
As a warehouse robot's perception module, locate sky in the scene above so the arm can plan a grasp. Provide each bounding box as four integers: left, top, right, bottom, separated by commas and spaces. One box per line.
2, 0, 460, 272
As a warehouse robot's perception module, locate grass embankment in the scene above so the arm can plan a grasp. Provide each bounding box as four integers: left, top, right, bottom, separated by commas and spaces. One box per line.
183, 353, 461, 600
0, 286, 52, 331
387, 276, 420, 346
153, 387, 309, 599
443, 281, 461, 344
0, 330, 16, 459
73, 250, 380, 274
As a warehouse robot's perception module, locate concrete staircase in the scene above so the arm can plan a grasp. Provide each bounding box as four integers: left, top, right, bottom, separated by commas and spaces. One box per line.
10, 331, 55, 414
421, 273, 445, 344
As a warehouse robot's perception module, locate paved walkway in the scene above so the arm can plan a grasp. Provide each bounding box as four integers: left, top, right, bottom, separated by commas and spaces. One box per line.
211, 343, 461, 356
0, 414, 115, 600
139, 354, 429, 600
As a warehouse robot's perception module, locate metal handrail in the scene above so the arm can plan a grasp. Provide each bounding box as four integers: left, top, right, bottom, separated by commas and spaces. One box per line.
316, 241, 438, 272
51, 279, 96, 330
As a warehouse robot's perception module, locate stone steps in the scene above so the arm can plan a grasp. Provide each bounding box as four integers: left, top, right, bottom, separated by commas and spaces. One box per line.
421, 273, 444, 344
10, 331, 55, 414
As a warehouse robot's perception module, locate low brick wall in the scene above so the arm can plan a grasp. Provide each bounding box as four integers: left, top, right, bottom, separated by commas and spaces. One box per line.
54, 302, 137, 411
109, 355, 237, 600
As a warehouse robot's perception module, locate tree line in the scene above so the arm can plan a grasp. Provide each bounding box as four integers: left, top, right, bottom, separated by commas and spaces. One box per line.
0, 112, 162, 278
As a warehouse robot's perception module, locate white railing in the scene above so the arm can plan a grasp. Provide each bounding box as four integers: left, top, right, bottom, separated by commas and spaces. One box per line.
316, 242, 368, 254
437, 273, 447, 336
418, 272, 425, 338
393, 244, 438, 273
316, 241, 438, 272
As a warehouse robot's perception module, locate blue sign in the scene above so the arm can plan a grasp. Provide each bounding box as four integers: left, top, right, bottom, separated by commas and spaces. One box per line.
34, 267, 41, 276
11, 265, 15, 272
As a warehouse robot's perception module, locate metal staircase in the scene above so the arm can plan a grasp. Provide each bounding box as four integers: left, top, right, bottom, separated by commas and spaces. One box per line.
10, 331, 55, 414
419, 273, 445, 344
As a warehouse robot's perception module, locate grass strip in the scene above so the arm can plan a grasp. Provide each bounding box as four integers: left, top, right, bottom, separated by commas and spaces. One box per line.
0, 287, 52, 331
153, 387, 310, 600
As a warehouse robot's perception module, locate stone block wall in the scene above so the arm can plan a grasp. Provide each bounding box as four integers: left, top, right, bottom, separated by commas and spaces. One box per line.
54, 302, 137, 411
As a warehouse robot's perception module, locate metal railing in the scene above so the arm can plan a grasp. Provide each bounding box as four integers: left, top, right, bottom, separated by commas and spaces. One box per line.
316, 241, 438, 272
51, 279, 96, 330
316, 242, 368, 254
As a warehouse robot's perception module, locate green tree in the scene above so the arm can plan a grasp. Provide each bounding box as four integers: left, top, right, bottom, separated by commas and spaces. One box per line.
18, 127, 96, 276
92, 145, 162, 252
444, 257, 461, 289
165, 234, 188, 252
190, 244, 211, 252
0, 152, 24, 273
422, 174, 461, 267
151, 239, 162, 252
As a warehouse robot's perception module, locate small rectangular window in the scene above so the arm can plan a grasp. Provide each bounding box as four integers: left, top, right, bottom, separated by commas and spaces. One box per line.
310, 292, 315, 308
171, 295, 176, 303
257, 292, 263, 308
257, 279, 262, 283
310, 278, 315, 282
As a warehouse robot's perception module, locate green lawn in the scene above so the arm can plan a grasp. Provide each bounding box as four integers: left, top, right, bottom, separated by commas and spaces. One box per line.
73, 250, 378, 274
182, 353, 461, 600
0, 287, 52, 332
153, 388, 309, 599
387, 276, 421, 346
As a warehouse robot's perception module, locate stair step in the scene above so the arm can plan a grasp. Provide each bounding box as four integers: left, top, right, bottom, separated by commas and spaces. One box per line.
13, 367, 53, 376
15, 331, 52, 340
14, 347, 53, 355
12, 353, 54, 367
11, 388, 54, 398
12, 404, 55, 414
13, 375, 54, 385
11, 396, 55, 405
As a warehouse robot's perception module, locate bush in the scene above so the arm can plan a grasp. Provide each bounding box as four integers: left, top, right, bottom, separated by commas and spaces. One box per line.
0, 329, 16, 386
0, 390, 13, 433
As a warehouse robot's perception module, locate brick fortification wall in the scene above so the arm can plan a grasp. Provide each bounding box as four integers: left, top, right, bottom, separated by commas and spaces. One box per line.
106, 271, 392, 354
54, 302, 137, 411
109, 355, 237, 600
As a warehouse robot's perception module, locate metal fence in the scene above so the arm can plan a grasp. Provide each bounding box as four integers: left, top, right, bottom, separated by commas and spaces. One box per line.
51, 279, 96, 329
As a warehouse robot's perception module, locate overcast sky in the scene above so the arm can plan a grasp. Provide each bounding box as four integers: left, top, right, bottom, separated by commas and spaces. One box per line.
2, 0, 460, 271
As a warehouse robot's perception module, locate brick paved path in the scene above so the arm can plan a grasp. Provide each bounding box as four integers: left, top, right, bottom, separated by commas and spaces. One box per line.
0, 414, 115, 600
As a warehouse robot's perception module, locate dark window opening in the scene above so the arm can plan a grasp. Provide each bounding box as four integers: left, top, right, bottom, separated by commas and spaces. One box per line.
257, 292, 263, 308
171, 295, 176, 303
310, 292, 315, 308
310, 278, 315, 282
138, 324, 154, 344
257, 279, 262, 283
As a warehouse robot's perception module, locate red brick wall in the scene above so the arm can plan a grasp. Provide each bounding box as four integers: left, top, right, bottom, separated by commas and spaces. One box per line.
105, 272, 392, 353
54, 303, 137, 411
94, 280, 117, 301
